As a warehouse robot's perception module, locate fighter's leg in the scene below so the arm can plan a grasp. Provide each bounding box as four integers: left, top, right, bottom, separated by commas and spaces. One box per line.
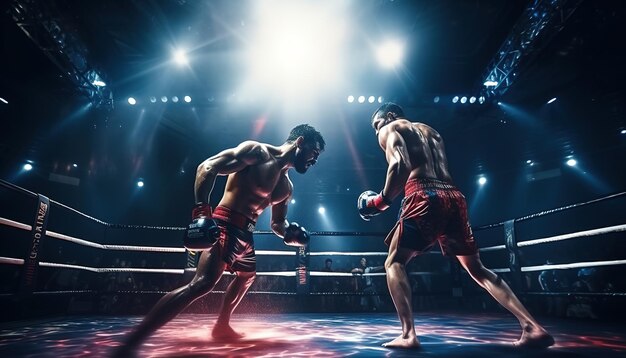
212, 270, 256, 340
122, 245, 226, 349
383, 227, 420, 348
456, 253, 554, 348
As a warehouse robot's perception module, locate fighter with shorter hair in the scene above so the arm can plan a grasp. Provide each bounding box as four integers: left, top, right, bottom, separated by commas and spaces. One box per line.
358, 103, 554, 349
115, 124, 325, 354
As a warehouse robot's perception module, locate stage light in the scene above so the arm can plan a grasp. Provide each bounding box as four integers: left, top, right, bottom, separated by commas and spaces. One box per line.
174, 49, 188, 65
497, 101, 502, 106
184, 95, 192, 103
460, 96, 467, 104
479, 96, 485, 104
526, 160, 534, 166
23, 163, 33, 171
376, 40, 404, 68
171, 96, 179, 103
566, 158, 577, 166
291, 199, 296, 204
469, 96, 476, 104
161, 96, 168, 103
246, 1, 348, 96
73, 163, 78, 168
433, 96, 440, 103
0, 97, 8, 104
368, 96, 375, 103
127, 97, 136, 105
621, 129, 626, 135
149, 96, 156, 103
478, 176, 487, 185
547, 97, 557, 104
347, 95, 354, 103
378, 96, 383, 103
452, 96, 459, 103
358, 96, 365, 103
318, 206, 326, 214
483, 80, 498, 87
137, 179, 145, 188
92, 80, 106, 87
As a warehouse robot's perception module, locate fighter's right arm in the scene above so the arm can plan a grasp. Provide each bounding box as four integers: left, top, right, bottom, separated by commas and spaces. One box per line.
194, 141, 267, 203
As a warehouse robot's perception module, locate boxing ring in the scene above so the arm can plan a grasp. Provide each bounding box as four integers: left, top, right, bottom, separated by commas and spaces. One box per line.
1, 178, 626, 357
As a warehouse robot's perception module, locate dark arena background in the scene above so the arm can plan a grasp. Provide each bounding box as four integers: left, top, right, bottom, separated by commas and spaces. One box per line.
1, 1, 625, 357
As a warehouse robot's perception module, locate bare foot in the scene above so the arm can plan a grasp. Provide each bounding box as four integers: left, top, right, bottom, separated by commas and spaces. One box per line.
514, 326, 555, 349
382, 334, 421, 349
211, 323, 245, 341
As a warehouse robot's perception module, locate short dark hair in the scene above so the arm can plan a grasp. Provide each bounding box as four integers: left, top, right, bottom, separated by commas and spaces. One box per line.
287, 124, 325, 151
325, 258, 332, 264
371, 102, 405, 124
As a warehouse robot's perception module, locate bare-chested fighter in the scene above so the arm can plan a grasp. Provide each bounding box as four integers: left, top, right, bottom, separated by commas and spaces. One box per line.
357, 103, 554, 349
115, 124, 325, 354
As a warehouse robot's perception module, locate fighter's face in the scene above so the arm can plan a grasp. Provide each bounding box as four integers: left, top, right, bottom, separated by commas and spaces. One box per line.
372, 112, 395, 136
360, 258, 367, 267
294, 141, 321, 174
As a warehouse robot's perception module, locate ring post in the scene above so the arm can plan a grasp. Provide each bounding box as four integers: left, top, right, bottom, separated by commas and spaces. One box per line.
296, 245, 310, 295
19, 194, 51, 296
504, 219, 523, 291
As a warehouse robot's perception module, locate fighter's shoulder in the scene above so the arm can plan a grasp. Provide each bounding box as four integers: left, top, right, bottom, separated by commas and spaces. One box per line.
234, 140, 270, 160
382, 119, 413, 135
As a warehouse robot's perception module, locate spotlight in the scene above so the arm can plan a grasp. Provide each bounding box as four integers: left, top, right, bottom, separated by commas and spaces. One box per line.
358, 96, 365, 103
547, 97, 557, 104
23, 163, 33, 171
526, 160, 533, 165
137, 179, 145, 188
93, 80, 106, 87
376, 40, 404, 68
433, 96, 440, 103
368, 96, 375, 103
347, 95, 354, 103
171, 96, 179, 103
620, 129, 626, 135
483, 80, 498, 87
318, 206, 326, 214
469, 96, 476, 104
566, 158, 577, 166
452, 96, 459, 103
161, 96, 168, 103
479, 96, 485, 104
460, 96, 467, 104
184, 95, 192, 103
127, 97, 137, 105
377, 96, 383, 103
73, 163, 78, 168
149, 96, 156, 103
0, 97, 8, 104
174, 49, 188, 65
291, 199, 296, 204
497, 101, 502, 106
478, 176, 487, 185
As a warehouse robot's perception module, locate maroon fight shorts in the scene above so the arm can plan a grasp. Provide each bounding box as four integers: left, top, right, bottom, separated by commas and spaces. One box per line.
384, 178, 478, 256
212, 206, 257, 272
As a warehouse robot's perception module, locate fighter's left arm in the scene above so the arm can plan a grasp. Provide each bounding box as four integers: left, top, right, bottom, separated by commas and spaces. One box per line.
380, 125, 412, 202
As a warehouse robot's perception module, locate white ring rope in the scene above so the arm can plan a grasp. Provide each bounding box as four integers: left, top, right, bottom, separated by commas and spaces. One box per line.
521, 259, 626, 272
517, 224, 626, 247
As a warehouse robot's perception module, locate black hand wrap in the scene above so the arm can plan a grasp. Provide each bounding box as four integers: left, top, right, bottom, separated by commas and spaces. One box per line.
184, 203, 221, 251
283, 222, 310, 247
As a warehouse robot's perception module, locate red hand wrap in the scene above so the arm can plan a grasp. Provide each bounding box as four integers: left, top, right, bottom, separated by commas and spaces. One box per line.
192, 203, 212, 219
370, 193, 391, 211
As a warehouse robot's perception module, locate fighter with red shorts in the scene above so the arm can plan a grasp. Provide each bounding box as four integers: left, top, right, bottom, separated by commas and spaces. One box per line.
357, 102, 553, 349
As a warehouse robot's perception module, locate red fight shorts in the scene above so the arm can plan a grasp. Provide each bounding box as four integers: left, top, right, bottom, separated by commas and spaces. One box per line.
384, 178, 478, 256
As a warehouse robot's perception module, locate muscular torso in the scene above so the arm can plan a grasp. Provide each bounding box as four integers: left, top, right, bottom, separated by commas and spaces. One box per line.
380, 119, 453, 183
218, 145, 293, 221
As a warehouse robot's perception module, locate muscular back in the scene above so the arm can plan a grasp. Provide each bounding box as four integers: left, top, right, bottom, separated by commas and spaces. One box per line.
379, 119, 453, 183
